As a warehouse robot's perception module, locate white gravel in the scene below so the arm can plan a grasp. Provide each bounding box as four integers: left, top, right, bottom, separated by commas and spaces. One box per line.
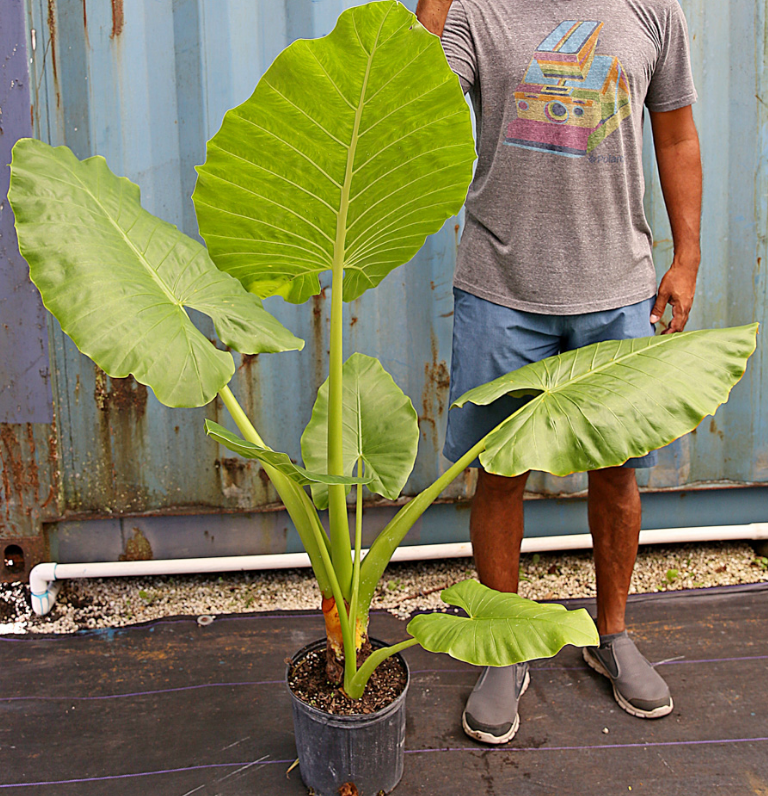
1, 541, 766, 635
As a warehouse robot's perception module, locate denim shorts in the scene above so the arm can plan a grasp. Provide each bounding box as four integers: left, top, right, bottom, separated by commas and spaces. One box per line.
443, 288, 659, 469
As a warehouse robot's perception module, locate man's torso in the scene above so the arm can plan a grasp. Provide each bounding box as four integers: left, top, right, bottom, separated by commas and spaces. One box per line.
441, 0, 696, 314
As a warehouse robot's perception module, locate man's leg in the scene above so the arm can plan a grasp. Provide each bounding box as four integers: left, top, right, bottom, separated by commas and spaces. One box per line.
588, 467, 641, 635
442, 290, 560, 744
462, 469, 531, 744
470, 469, 529, 593
585, 466, 673, 718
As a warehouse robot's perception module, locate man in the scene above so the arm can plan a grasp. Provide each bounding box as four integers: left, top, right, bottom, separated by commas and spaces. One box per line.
415, 0, 702, 744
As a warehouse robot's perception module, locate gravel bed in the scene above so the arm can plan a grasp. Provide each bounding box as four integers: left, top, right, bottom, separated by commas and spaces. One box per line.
1, 542, 766, 635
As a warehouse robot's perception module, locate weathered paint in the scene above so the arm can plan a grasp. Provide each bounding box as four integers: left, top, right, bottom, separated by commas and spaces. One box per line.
4, 0, 767, 565
0, 0, 53, 425
0, 0, 59, 581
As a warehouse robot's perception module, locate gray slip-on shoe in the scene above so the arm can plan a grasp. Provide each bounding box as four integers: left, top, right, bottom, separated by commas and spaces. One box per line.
583, 631, 673, 719
462, 662, 530, 744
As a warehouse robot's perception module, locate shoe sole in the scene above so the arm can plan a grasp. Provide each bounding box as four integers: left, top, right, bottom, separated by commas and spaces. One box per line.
461, 669, 531, 745
582, 647, 673, 719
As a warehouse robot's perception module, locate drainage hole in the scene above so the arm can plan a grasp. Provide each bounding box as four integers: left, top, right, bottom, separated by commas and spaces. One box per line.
3, 545, 25, 574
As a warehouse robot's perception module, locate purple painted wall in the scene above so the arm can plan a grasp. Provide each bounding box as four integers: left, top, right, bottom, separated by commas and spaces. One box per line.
0, 0, 52, 424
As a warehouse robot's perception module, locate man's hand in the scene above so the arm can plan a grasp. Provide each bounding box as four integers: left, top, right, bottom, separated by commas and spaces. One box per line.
648, 105, 702, 334
650, 253, 700, 333
416, 0, 454, 37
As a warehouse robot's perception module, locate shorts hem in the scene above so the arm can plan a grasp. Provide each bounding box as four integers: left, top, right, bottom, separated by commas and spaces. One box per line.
452, 281, 657, 316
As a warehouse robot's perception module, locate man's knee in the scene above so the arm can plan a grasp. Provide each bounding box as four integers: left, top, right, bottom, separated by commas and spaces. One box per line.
588, 466, 637, 492
477, 468, 530, 496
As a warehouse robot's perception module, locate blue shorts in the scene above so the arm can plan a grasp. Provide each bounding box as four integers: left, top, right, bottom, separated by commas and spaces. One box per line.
443, 289, 659, 470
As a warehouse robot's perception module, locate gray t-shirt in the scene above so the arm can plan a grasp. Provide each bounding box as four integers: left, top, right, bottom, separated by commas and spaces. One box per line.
441, 0, 697, 314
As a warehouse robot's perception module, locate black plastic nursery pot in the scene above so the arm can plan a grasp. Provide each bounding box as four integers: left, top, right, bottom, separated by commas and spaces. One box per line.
286, 638, 410, 796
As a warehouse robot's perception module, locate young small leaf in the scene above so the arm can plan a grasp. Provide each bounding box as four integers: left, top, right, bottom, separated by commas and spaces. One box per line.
407, 580, 598, 667
301, 353, 419, 509
205, 420, 371, 487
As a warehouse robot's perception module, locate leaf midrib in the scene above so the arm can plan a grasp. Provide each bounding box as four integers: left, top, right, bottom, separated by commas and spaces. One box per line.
481, 332, 725, 405
67, 162, 186, 310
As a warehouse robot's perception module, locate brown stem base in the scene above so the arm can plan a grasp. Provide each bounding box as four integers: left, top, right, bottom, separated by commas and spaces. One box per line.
321, 596, 372, 685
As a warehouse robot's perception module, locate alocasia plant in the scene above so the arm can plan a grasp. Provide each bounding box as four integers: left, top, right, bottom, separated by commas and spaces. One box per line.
9, 0, 757, 701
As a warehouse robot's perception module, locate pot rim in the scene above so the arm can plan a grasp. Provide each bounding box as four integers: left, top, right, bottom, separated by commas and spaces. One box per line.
285, 637, 410, 725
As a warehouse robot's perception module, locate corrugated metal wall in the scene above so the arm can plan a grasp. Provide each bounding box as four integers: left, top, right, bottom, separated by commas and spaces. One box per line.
3, 0, 766, 563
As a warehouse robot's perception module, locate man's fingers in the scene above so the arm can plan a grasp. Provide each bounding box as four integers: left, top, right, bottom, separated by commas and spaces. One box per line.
649, 291, 669, 325
662, 298, 691, 334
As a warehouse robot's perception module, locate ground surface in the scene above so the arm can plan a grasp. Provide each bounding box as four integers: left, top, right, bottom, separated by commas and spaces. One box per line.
1, 584, 767, 795
2, 542, 766, 635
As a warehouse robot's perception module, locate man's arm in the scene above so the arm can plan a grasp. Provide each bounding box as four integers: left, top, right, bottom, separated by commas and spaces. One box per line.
415, 0, 453, 36
648, 106, 702, 334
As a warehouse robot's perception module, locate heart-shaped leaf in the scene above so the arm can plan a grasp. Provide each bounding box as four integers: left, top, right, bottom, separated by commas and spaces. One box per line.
453, 324, 759, 476
193, 0, 475, 304
205, 420, 371, 487
301, 353, 419, 509
9, 138, 303, 408
407, 580, 599, 666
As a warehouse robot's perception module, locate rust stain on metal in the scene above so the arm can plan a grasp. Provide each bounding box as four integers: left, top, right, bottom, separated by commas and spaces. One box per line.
111, 0, 125, 38
25, 424, 40, 503
0, 425, 27, 515
218, 457, 248, 486
419, 333, 450, 428
418, 332, 450, 455
94, 371, 148, 419
46, 0, 60, 107
239, 353, 258, 371
91, 367, 150, 514
0, 424, 50, 529
1, 536, 47, 584
257, 466, 271, 489
709, 418, 724, 440
47, 414, 60, 512
119, 527, 153, 561
0, 442, 11, 523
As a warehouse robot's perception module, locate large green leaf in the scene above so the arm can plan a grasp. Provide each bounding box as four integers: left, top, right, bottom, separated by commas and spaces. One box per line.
8, 138, 303, 408
205, 420, 371, 488
407, 580, 599, 666
193, 0, 475, 304
301, 353, 420, 509
452, 324, 759, 476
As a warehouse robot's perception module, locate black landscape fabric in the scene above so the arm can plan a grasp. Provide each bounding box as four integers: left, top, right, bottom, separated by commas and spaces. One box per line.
1, 584, 767, 795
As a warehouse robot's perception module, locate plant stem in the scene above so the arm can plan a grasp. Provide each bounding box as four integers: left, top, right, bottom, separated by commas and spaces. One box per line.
217, 386, 334, 596
358, 393, 544, 608
357, 437, 487, 610
346, 638, 420, 700
327, 24, 378, 602
344, 457, 365, 689
219, 386, 267, 447
327, 262, 353, 600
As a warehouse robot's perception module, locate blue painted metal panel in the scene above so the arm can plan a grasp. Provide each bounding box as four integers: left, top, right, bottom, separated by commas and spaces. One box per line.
0, 1, 59, 580
15, 0, 768, 556
0, 0, 52, 424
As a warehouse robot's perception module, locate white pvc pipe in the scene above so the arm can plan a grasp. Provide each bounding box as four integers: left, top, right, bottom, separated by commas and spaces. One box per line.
28, 522, 768, 616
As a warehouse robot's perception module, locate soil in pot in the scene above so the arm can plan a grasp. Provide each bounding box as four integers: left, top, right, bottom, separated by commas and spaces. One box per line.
286, 640, 410, 795
288, 645, 407, 714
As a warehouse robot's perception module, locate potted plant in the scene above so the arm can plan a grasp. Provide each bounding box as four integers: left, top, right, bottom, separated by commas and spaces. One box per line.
8, 1, 757, 793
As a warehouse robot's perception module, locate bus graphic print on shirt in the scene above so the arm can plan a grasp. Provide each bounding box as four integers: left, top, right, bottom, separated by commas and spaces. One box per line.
505, 21, 632, 158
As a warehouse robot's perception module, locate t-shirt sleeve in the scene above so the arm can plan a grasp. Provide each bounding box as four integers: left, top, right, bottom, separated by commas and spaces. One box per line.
440, 0, 476, 94
645, 1, 698, 112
